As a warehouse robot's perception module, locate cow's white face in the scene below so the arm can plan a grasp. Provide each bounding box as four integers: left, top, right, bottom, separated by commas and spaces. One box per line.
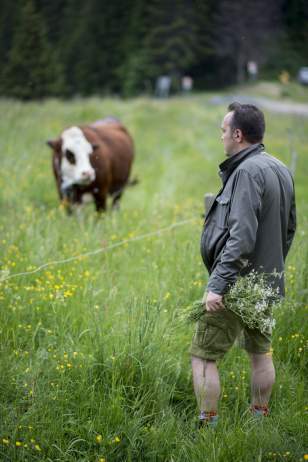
60, 127, 96, 189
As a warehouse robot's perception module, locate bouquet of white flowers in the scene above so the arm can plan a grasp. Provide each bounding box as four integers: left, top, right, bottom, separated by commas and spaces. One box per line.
182, 271, 281, 335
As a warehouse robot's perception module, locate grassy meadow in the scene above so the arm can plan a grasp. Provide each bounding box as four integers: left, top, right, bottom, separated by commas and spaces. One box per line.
0, 93, 307, 461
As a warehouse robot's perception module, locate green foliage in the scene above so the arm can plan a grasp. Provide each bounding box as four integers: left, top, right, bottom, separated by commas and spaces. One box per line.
144, 0, 199, 89
1, 0, 65, 99
0, 0, 308, 97
284, 0, 308, 61
0, 95, 307, 460
120, 50, 151, 97
182, 271, 286, 337
0, 0, 18, 66
116, 0, 151, 97
59, 0, 131, 96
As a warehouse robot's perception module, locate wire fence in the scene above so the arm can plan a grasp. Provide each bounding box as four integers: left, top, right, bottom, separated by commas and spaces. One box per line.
0, 217, 199, 283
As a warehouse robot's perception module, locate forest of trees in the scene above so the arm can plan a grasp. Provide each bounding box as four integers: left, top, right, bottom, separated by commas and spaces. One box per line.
0, 0, 307, 100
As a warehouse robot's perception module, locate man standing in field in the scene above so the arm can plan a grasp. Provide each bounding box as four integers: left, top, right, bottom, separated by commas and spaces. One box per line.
190, 103, 296, 427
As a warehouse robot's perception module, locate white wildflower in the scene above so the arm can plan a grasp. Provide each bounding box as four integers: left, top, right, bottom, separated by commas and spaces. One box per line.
184, 271, 281, 335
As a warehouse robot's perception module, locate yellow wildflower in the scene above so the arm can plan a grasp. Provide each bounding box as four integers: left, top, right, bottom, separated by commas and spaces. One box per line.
96, 434, 103, 444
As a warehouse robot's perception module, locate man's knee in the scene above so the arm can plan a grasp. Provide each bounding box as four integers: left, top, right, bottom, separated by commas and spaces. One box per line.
249, 352, 274, 369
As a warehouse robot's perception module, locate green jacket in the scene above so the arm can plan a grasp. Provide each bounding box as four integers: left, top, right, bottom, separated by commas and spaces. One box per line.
200, 143, 296, 296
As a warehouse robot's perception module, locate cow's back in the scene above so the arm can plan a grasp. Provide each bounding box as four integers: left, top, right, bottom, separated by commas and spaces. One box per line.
88, 120, 134, 193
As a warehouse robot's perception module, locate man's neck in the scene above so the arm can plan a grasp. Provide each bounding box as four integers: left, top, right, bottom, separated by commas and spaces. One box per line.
228, 142, 252, 157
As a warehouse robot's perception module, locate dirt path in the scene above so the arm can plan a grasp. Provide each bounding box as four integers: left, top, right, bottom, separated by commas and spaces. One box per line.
210, 95, 308, 117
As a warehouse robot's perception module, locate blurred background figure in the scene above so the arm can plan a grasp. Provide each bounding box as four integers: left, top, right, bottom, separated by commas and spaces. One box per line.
155, 75, 171, 98
297, 67, 308, 86
279, 70, 290, 85
181, 75, 193, 94
247, 61, 258, 82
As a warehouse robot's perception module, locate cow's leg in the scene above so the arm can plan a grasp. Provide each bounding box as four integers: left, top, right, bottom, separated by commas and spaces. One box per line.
69, 188, 84, 215
94, 193, 107, 212
111, 191, 123, 210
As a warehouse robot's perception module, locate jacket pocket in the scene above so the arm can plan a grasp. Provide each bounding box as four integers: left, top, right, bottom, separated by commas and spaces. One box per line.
215, 195, 230, 229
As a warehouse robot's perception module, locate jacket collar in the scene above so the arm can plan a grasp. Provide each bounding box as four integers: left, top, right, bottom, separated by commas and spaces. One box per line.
204, 143, 264, 222
219, 143, 264, 185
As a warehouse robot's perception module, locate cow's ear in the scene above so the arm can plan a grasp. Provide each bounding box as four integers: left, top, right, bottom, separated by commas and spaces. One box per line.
46, 138, 61, 151
91, 143, 99, 150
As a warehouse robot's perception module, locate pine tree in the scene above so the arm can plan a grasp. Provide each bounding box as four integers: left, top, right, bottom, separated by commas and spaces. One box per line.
0, 0, 19, 94
144, 0, 199, 87
3, 0, 64, 99
59, 0, 131, 96
284, 0, 308, 62
116, 0, 151, 96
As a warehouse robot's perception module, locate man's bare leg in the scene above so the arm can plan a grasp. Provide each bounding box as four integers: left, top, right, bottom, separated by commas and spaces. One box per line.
250, 353, 275, 413
191, 355, 220, 413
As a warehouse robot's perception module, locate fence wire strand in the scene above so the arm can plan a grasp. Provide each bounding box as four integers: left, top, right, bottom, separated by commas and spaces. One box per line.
1, 217, 198, 283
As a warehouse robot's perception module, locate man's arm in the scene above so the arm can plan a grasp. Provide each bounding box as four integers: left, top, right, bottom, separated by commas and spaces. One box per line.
207, 169, 263, 295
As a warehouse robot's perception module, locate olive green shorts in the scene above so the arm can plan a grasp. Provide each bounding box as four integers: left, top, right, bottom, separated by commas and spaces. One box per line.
190, 308, 271, 361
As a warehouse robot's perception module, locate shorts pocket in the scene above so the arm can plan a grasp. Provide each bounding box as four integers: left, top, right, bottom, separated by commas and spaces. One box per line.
198, 311, 238, 352
194, 316, 218, 348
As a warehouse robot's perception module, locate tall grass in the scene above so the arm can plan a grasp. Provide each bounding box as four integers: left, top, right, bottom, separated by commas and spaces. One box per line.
0, 96, 307, 461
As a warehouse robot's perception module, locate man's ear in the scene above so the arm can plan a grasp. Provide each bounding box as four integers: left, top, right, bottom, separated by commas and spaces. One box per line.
46, 138, 61, 151
91, 143, 99, 150
233, 129, 243, 143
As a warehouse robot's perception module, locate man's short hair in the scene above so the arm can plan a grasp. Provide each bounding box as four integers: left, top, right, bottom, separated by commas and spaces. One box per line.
228, 102, 265, 144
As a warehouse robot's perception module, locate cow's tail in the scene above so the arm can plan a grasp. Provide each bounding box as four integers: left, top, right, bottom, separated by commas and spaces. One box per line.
110, 177, 139, 199
127, 176, 139, 187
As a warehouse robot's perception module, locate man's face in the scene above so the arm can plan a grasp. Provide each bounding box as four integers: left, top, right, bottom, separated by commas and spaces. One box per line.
221, 111, 239, 156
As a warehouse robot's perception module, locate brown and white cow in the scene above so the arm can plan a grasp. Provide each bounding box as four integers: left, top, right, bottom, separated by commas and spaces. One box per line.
47, 118, 135, 212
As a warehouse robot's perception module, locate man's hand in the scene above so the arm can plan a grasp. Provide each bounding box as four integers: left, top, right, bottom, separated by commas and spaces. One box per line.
202, 290, 224, 312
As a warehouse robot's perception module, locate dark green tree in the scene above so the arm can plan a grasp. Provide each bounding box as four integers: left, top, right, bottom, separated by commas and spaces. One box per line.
0, 0, 306, 97
35, 0, 68, 45
284, 0, 308, 59
0, 0, 19, 93
187, 0, 219, 88
144, 0, 199, 89
116, 0, 151, 96
59, 0, 131, 96
0, 0, 18, 65
3, 0, 64, 99
283, 0, 308, 67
